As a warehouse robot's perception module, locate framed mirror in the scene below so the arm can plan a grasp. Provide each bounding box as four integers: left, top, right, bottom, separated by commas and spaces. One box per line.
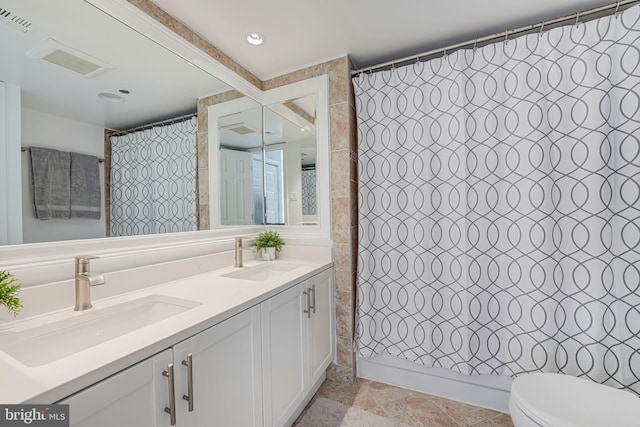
209, 95, 319, 228
209, 76, 329, 238
0, 0, 331, 259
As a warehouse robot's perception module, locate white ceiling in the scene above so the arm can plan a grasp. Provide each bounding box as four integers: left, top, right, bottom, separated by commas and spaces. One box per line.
151, 0, 609, 80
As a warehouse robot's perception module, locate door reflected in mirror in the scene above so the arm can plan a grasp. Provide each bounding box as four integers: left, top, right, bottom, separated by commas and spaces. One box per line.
264, 95, 318, 226
218, 104, 264, 225
209, 94, 319, 228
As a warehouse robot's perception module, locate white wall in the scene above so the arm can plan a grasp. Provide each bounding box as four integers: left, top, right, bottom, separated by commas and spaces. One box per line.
21, 108, 106, 244
0, 82, 23, 245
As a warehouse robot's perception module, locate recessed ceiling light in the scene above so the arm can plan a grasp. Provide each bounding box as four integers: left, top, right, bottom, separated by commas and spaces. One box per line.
246, 32, 265, 46
97, 92, 125, 103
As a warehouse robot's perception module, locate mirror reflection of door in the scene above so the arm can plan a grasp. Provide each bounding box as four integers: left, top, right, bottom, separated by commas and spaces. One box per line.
219, 149, 255, 225
252, 157, 264, 225
265, 149, 285, 225
264, 95, 318, 226
217, 104, 264, 226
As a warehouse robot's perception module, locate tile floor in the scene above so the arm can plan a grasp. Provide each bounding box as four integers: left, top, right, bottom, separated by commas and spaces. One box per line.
294, 378, 514, 427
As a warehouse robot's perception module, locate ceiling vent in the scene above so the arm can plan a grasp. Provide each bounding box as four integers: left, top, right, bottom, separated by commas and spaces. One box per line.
221, 122, 258, 135
0, 7, 36, 34
27, 38, 112, 78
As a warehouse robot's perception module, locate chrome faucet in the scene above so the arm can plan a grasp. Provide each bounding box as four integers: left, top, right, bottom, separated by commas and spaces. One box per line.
74, 255, 106, 311
234, 237, 251, 268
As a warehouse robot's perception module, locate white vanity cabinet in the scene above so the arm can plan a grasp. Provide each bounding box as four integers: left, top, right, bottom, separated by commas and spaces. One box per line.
261, 283, 307, 427
261, 268, 334, 427
173, 305, 263, 427
59, 267, 334, 427
61, 306, 262, 427
60, 349, 174, 427
307, 268, 334, 387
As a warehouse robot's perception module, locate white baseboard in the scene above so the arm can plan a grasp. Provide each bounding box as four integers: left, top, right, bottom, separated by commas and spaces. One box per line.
357, 354, 512, 413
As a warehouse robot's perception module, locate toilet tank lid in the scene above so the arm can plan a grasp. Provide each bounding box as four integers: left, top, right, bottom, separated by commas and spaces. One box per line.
510, 373, 640, 427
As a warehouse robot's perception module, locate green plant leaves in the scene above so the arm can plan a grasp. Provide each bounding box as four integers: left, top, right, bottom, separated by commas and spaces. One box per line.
251, 230, 285, 252
0, 270, 23, 317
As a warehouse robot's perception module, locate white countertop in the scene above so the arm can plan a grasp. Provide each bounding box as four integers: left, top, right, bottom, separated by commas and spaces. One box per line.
0, 254, 332, 404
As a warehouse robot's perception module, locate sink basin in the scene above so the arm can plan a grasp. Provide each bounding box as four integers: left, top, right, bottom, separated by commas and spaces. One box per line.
221, 262, 302, 282
0, 295, 200, 367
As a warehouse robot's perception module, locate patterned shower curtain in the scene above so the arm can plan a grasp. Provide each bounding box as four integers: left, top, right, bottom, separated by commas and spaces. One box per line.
301, 168, 317, 215
110, 116, 199, 236
355, 6, 640, 393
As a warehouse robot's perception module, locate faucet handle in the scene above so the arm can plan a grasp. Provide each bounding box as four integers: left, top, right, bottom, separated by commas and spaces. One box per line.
75, 255, 100, 274
75, 255, 100, 262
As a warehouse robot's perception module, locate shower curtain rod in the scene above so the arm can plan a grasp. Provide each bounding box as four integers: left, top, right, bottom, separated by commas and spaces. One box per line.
21, 146, 105, 163
351, 0, 640, 76
108, 111, 197, 137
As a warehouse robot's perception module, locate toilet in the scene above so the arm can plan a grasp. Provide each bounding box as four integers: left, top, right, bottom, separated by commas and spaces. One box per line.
509, 373, 640, 427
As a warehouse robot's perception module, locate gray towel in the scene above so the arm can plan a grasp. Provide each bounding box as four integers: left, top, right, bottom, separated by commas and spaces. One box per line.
30, 147, 71, 220
70, 152, 101, 219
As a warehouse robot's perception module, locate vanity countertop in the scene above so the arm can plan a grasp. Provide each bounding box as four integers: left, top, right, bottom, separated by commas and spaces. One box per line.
0, 253, 332, 404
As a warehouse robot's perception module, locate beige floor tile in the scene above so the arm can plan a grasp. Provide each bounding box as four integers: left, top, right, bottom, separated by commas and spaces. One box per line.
317, 379, 378, 411
471, 414, 514, 427
295, 397, 412, 427
429, 395, 503, 426
378, 394, 458, 427
295, 378, 513, 427
361, 379, 419, 405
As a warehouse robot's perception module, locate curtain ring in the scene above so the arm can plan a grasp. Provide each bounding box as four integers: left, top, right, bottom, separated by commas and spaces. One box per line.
413, 55, 423, 74
473, 38, 478, 52
504, 30, 509, 45
443, 46, 448, 58
575, 11, 580, 26
539, 21, 545, 38
615, 0, 621, 17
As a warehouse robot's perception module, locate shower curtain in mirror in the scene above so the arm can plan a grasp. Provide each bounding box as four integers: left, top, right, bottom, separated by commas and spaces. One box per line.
110, 116, 198, 236
355, 5, 640, 394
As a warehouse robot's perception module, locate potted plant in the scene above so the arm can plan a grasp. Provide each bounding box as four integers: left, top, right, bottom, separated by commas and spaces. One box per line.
0, 270, 22, 317
251, 230, 284, 261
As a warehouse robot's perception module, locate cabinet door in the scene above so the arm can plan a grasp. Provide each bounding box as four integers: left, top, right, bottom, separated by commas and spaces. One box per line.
60, 349, 173, 427
261, 283, 307, 427
307, 268, 334, 386
173, 305, 263, 427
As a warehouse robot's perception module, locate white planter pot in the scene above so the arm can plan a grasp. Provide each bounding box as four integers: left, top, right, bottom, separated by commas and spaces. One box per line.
262, 247, 276, 261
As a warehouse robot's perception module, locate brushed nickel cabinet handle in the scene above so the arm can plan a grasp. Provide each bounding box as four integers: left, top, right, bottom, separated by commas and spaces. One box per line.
163, 363, 177, 425
182, 353, 194, 412
303, 288, 311, 318
310, 284, 316, 314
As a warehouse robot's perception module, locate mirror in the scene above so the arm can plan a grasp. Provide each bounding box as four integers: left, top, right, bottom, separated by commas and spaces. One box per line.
216, 99, 264, 226
208, 94, 319, 229
264, 96, 318, 226
0, 0, 328, 247
0, 0, 258, 244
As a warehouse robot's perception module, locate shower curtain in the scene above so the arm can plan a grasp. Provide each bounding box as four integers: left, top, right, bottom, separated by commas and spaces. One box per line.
110, 116, 199, 236
355, 6, 640, 394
